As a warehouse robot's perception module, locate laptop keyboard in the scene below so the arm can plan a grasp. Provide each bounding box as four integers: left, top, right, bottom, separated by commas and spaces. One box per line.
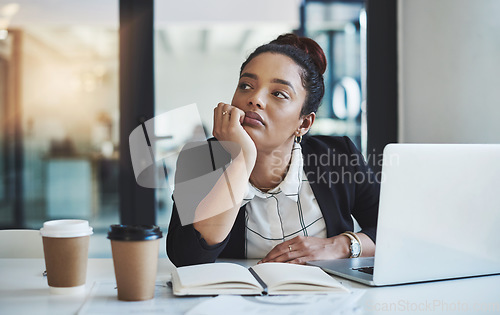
353, 267, 374, 275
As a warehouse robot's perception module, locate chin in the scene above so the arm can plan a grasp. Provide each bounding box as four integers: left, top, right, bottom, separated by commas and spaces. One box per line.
242, 126, 261, 143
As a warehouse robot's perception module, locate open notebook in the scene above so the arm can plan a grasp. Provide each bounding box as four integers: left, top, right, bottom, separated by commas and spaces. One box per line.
171, 262, 349, 296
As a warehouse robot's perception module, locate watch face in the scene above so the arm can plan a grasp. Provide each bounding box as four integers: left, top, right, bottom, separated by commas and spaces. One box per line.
351, 242, 361, 256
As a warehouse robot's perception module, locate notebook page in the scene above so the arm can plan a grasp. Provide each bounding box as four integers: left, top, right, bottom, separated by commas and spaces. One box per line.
251, 263, 349, 292
175, 263, 261, 289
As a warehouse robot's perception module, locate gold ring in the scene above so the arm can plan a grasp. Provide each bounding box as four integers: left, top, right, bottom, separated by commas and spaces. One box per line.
222, 111, 228, 116
288, 245, 292, 252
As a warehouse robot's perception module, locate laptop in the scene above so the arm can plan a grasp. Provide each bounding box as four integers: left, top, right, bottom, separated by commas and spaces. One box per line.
308, 144, 500, 286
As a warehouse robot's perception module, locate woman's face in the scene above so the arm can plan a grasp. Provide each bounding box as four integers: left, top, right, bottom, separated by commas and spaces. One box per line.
231, 52, 309, 153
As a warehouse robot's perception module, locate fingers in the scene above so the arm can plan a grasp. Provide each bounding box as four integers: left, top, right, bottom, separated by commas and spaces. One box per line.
260, 236, 340, 265
262, 247, 309, 264
220, 104, 231, 129
260, 242, 287, 263
213, 103, 231, 138
213, 103, 227, 139
229, 106, 245, 126
213, 103, 244, 140
261, 236, 304, 263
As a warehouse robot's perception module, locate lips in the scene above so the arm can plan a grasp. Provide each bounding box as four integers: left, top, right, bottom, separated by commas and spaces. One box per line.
243, 111, 264, 126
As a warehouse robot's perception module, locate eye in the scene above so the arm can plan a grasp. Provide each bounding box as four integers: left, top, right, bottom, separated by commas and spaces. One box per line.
238, 82, 252, 90
272, 91, 289, 100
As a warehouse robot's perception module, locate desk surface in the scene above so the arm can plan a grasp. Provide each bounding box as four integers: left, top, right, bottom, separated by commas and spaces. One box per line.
1, 258, 499, 315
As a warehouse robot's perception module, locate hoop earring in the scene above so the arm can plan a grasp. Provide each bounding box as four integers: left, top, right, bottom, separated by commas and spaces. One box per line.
295, 135, 302, 144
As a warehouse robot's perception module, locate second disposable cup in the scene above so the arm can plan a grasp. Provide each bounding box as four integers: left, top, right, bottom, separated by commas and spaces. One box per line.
40, 219, 93, 294
107, 225, 163, 301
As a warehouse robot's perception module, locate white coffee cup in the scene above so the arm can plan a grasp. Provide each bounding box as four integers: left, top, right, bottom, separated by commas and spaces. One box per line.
40, 220, 93, 294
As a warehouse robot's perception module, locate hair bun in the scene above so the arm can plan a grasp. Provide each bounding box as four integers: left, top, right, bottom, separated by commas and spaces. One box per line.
270, 33, 327, 75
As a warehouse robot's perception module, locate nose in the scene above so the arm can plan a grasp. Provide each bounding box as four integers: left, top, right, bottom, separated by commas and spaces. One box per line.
247, 90, 266, 109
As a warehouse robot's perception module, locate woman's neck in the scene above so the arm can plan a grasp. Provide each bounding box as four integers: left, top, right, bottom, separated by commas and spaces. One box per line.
249, 139, 295, 192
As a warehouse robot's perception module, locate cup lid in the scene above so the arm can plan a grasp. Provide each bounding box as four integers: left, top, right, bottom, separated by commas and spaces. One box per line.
107, 225, 162, 241
40, 220, 93, 238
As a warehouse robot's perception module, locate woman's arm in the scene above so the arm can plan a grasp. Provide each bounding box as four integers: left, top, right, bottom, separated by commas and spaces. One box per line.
167, 103, 257, 266
357, 232, 376, 256
192, 150, 253, 245
192, 104, 256, 245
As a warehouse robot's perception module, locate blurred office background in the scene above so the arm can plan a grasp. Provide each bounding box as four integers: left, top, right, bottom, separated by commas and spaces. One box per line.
0, 0, 499, 257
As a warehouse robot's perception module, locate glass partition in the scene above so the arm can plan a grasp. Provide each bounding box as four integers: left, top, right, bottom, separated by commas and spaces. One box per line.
0, 1, 120, 254
304, 1, 366, 153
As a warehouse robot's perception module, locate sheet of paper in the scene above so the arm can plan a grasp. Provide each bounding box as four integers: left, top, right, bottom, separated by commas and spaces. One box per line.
77, 281, 209, 315
185, 290, 366, 315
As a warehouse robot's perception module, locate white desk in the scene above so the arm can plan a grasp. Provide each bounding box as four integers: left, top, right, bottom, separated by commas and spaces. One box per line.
1, 259, 499, 314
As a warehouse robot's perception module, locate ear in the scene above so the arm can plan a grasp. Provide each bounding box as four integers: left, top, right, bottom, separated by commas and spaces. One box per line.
296, 112, 315, 137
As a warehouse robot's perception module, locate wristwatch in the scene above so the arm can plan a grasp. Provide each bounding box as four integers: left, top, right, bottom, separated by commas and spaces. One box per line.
341, 232, 361, 258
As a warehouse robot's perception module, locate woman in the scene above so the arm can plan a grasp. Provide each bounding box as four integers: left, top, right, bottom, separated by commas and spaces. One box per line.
167, 34, 379, 267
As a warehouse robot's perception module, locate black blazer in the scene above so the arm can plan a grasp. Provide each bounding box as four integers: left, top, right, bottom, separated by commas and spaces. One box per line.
167, 135, 380, 267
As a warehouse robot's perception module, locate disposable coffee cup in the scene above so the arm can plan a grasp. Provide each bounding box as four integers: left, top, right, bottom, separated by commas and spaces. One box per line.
107, 225, 163, 301
40, 219, 93, 295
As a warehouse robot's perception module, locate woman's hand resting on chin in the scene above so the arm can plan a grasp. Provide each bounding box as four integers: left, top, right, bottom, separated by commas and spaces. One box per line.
213, 102, 257, 166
